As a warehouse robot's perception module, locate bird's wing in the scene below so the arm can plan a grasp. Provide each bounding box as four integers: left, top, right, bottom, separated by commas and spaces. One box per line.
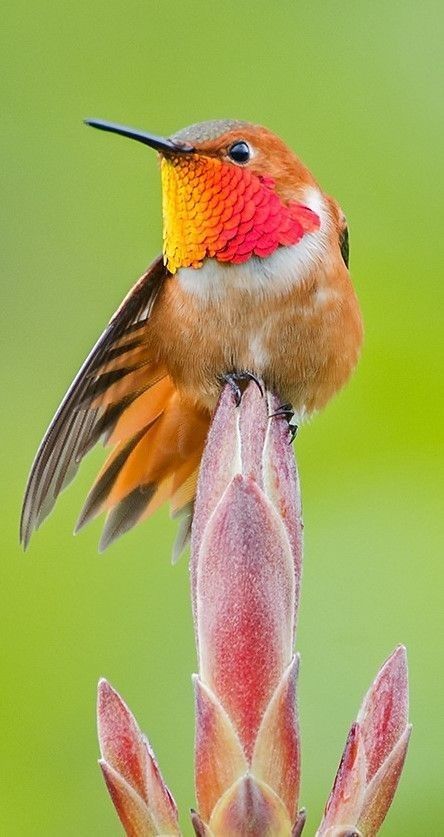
20, 255, 168, 548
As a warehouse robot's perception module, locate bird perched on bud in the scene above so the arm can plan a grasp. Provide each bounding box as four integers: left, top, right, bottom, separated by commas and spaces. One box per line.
21, 118, 363, 556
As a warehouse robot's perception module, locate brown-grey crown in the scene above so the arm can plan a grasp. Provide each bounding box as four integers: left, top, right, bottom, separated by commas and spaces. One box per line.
171, 119, 251, 145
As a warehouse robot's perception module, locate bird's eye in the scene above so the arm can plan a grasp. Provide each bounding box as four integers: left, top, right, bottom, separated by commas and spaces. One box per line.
228, 140, 251, 164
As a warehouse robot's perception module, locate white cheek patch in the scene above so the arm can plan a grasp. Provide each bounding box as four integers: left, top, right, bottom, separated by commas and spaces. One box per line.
178, 186, 330, 302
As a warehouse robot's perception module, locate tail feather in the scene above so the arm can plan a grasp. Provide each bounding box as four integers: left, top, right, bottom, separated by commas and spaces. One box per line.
107, 375, 173, 445
170, 462, 200, 516
99, 484, 156, 552
143, 474, 175, 520
171, 501, 194, 564
77, 380, 210, 550
75, 425, 151, 532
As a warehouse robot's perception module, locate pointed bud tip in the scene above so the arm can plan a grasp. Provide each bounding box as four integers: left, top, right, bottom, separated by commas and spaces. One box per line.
386, 644, 407, 664
97, 677, 120, 712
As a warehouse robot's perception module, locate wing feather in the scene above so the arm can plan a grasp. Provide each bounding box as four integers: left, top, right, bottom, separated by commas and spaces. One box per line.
20, 256, 168, 547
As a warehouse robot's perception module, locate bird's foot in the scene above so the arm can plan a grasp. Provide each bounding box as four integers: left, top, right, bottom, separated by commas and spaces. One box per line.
269, 402, 298, 442
222, 371, 264, 406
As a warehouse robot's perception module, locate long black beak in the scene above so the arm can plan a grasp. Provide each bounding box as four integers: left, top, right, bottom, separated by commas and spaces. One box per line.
84, 118, 195, 155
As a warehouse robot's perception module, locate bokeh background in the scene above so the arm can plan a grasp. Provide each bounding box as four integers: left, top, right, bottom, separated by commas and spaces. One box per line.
2, 1, 443, 833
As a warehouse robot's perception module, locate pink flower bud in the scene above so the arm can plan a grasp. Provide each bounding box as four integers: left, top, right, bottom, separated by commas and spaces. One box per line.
192, 382, 303, 832
97, 679, 179, 836
317, 647, 411, 836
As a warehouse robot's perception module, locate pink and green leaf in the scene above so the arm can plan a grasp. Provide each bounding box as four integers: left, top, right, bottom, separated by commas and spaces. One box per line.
99, 760, 157, 837
358, 725, 411, 835
318, 723, 367, 835
357, 645, 409, 782
97, 679, 179, 835
208, 775, 292, 836
252, 655, 301, 822
317, 647, 411, 836
195, 474, 295, 758
194, 676, 248, 822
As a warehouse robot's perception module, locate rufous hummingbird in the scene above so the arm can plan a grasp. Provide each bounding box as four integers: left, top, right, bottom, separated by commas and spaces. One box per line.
20, 118, 363, 557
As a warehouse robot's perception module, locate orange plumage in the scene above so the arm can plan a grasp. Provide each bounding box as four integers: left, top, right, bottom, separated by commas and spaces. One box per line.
21, 118, 362, 555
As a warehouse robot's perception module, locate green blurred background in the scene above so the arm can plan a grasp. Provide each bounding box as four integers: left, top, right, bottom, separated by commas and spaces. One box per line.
2, 1, 443, 833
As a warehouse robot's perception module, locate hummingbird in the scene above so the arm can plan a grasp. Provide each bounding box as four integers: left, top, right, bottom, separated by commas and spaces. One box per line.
20, 118, 363, 557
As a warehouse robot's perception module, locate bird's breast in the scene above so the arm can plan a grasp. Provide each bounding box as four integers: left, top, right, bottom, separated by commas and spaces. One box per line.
176, 185, 329, 302
147, 224, 362, 418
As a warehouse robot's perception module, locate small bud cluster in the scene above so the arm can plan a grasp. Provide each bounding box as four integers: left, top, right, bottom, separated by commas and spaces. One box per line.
97, 384, 410, 836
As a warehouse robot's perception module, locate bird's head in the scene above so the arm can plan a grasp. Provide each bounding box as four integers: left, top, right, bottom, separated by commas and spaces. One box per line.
85, 118, 322, 274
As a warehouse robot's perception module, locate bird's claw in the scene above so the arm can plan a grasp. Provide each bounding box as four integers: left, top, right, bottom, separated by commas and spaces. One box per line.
222, 371, 264, 406
288, 422, 298, 443
270, 402, 298, 443
270, 402, 293, 419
